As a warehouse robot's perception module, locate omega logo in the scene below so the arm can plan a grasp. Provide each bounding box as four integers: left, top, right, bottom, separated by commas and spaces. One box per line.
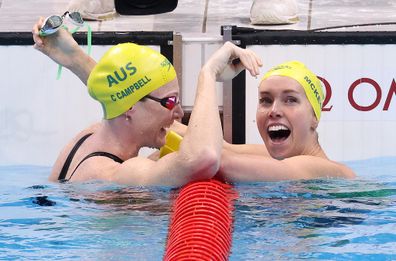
318, 76, 396, 112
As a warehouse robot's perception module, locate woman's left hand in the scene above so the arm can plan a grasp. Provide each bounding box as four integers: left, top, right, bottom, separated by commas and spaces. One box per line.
203, 41, 263, 82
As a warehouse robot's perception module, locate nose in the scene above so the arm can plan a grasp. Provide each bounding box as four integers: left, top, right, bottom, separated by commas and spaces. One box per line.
173, 103, 184, 120
269, 101, 282, 118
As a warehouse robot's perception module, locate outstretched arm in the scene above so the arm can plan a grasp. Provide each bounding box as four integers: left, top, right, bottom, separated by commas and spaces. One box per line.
219, 150, 355, 182
171, 120, 270, 157
32, 17, 96, 84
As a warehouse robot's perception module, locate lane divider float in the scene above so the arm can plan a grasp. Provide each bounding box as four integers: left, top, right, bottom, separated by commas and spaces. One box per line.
160, 131, 238, 260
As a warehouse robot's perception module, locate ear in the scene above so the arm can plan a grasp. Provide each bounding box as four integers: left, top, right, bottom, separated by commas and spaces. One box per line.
124, 106, 136, 121
128, 106, 136, 113
311, 116, 319, 131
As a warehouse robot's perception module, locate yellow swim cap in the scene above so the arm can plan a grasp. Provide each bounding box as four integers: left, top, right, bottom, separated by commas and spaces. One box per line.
87, 43, 177, 119
262, 61, 324, 120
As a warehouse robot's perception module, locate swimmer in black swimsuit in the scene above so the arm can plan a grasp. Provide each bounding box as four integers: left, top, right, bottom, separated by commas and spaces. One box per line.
33, 18, 262, 186
58, 133, 123, 181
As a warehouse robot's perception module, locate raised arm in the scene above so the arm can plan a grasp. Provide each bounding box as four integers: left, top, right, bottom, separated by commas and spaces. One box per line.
32, 17, 95, 84
114, 42, 263, 186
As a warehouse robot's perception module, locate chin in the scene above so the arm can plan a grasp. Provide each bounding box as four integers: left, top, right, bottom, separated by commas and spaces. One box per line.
265, 136, 295, 160
267, 145, 292, 160
158, 136, 166, 148
147, 135, 165, 150
269, 151, 286, 160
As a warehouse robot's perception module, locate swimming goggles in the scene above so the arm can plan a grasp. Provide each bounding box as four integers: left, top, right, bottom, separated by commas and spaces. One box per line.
40, 11, 92, 79
39, 11, 84, 36
145, 95, 179, 110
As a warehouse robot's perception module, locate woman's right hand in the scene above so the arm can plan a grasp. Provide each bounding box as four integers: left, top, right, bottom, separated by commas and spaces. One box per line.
32, 16, 82, 69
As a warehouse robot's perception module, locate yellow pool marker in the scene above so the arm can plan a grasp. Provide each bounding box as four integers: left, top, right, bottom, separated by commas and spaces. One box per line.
159, 131, 183, 157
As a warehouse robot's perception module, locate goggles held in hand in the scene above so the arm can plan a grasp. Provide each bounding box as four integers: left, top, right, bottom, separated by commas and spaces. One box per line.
39, 11, 84, 36
39, 11, 92, 80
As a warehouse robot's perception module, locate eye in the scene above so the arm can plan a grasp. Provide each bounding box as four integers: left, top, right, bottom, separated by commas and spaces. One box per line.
259, 96, 273, 106
163, 96, 178, 110
285, 96, 298, 104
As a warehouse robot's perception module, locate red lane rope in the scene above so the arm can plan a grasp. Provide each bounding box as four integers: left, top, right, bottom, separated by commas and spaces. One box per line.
164, 178, 238, 261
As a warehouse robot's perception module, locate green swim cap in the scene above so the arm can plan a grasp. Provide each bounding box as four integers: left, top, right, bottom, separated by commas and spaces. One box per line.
262, 61, 324, 120
87, 43, 176, 119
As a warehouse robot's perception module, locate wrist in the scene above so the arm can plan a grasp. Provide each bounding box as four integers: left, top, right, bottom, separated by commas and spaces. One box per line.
200, 64, 217, 80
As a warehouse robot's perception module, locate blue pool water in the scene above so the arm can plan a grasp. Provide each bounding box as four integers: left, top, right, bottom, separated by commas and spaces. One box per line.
0, 157, 395, 260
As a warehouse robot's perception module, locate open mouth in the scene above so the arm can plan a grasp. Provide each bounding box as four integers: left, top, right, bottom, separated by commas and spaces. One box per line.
268, 125, 291, 142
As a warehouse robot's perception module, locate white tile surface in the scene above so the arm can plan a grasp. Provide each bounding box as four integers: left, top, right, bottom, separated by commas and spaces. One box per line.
1, 0, 396, 34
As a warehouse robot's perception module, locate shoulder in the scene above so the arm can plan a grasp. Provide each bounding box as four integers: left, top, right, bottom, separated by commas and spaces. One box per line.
49, 123, 103, 182
332, 160, 356, 179
284, 155, 356, 179
68, 155, 124, 182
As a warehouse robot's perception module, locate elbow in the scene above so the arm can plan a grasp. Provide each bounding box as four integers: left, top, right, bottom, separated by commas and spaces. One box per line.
185, 148, 220, 181
218, 150, 230, 178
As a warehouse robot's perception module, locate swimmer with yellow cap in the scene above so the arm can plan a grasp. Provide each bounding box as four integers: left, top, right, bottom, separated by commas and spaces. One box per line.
87, 43, 177, 119
261, 60, 325, 120
219, 59, 355, 182
33, 15, 265, 186
256, 60, 325, 160
32, 15, 354, 183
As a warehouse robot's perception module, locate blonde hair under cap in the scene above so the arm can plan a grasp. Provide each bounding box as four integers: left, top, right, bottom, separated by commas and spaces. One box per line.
87, 43, 176, 119
262, 61, 324, 120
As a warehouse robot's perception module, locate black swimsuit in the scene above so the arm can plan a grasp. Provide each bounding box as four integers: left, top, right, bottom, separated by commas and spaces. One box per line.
58, 133, 124, 181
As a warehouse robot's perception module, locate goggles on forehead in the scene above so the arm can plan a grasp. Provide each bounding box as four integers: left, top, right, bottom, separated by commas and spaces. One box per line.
145, 95, 179, 110
39, 11, 92, 80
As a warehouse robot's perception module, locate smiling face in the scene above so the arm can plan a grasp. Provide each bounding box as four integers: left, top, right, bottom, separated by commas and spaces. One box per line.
133, 78, 184, 149
256, 76, 319, 159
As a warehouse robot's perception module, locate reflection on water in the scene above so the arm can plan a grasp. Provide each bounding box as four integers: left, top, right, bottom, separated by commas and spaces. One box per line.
0, 167, 174, 260
232, 171, 396, 260
0, 158, 395, 260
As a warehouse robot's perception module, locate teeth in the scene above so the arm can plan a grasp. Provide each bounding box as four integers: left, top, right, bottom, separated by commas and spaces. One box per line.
268, 125, 289, 131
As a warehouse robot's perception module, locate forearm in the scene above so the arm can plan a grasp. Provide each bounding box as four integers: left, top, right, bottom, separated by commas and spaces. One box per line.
66, 49, 96, 85
170, 120, 187, 136
220, 152, 356, 183
175, 68, 223, 177
219, 151, 264, 183
223, 142, 270, 157
219, 150, 296, 183
182, 69, 223, 158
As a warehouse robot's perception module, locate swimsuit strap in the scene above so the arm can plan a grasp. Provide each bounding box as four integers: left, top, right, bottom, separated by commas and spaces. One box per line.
58, 133, 93, 180
65, 151, 124, 182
